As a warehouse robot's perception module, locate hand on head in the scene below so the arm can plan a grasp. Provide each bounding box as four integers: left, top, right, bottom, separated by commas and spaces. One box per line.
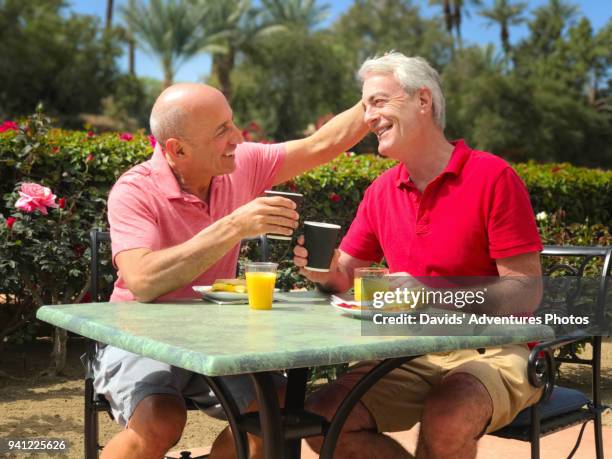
231, 196, 298, 240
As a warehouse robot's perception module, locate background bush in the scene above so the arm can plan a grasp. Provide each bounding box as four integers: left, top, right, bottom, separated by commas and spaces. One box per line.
1, 118, 611, 343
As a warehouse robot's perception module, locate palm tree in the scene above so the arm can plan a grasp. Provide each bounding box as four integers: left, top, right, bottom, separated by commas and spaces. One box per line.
195, 0, 328, 100
259, 0, 330, 33
430, 0, 480, 49
479, 0, 527, 56
194, 0, 264, 100
451, 0, 482, 49
429, 0, 454, 36
121, 0, 220, 88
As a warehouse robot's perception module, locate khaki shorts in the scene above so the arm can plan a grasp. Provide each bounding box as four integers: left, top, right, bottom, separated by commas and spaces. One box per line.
335, 344, 541, 433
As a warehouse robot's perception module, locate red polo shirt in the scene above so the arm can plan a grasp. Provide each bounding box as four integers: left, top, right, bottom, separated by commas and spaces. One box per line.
339, 140, 542, 276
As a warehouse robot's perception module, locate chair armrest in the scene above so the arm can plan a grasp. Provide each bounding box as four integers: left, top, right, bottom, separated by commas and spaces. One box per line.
527, 329, 596, 402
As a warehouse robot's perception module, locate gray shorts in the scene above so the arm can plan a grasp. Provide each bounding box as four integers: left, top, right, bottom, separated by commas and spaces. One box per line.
93, 345, 285, 427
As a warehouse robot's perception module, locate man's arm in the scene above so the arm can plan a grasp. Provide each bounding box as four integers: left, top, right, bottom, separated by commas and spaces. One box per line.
273, 102, 368, 185
471, 251, 543, 315
117, 196, 298, 302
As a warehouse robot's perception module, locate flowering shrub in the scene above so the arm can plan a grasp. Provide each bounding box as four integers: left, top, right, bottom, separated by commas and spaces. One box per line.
0, 110, 151, 350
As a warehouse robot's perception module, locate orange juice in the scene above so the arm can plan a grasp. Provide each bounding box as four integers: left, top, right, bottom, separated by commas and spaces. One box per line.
246, 272, 277, 310
354, 277, 363, 302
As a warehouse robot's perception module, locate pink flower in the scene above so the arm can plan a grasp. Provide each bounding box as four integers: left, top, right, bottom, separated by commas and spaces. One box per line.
329, 193, 341, 203
58, 197, 66, 209
148, 134, 156, 149
86, 153, 94, 163
119, 132, 133, 141
87, 131, 95, 138
51, 146, 60, 154
15, 183, 58, 215
6, 217, 16, 230
0, 121, 19, 133
287, 181, 298, 192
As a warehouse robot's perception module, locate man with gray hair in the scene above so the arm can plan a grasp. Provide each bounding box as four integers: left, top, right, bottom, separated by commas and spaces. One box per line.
294, 52, 543, 458
96, 82, 368, 458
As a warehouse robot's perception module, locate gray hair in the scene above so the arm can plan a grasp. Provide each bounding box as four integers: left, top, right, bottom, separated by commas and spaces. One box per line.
358, 52, 446, 129
149, 105, 188, 146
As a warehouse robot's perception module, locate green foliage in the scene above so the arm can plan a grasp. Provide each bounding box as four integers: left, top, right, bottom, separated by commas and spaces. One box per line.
231, 31, 356, 140
333, 0, 452, 71
0, 0, 123, 119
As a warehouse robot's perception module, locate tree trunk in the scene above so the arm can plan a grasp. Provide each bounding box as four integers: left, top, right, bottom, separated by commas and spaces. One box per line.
453, 2, 463, 49
129, 37, 136, 76
213, 48, 235, 101
50, 327, 68, 376
444, 0, 453, 33
105, 0, 114, 32
501, 23, 510, 56
163, 60, 174, 88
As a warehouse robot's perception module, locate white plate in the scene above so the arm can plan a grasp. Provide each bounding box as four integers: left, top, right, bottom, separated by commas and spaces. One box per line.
192, 286, 247, 302
330, 295, 422, 319
274, 291, 329, 303
331, 300, 367, 318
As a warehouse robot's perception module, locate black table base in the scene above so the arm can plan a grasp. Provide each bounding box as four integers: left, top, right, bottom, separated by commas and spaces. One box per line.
205, 356, 418, 459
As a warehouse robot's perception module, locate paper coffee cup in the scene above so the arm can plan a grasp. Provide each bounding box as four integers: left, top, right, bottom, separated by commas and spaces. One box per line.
304, 221, 341, 272
264, 190, 303, 241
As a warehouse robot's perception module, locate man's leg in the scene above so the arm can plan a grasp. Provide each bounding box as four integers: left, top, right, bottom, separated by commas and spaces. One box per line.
305, 382, 414, 459
93, 346, 197, 458
416, 373, 492, 459
416, 344, 543, 459
101, 394, 187, 459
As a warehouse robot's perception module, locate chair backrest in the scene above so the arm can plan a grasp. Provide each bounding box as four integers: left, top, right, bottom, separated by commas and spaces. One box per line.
90, 230, 112, 302
539, 245, 612, 336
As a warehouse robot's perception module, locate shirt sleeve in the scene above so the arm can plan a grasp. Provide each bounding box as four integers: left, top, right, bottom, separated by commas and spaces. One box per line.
107, 181, 159, 266
487, 167, 543, 259
339, 187, 384, 263
238, 142, 286, 198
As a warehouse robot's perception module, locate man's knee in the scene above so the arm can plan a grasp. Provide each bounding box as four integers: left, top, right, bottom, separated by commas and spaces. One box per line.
128, 394, 187, 451
420, 373, 492, 452
305, 382, 378, 453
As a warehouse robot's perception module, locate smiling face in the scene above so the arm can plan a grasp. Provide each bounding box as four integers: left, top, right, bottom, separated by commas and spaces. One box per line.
361, 73, 427, 159
160, 85, 244, 188
180, 92, 243, 178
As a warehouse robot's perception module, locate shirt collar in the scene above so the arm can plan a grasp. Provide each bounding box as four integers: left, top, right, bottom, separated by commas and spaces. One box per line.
151, 144, 183, 199
395, 139, 471, 188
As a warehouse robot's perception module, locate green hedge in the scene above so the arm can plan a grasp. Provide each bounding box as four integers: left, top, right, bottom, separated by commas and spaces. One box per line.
1, 115, 611, 341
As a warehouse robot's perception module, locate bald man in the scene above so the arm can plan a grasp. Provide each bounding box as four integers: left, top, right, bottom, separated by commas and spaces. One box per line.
93, 83, 367, 459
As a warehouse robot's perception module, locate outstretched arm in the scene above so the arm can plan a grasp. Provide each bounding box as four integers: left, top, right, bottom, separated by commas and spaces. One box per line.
273, 102, 368, 184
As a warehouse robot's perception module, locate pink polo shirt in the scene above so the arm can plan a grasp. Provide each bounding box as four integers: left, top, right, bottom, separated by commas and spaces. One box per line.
339, 140, 542, 277
108, 142, 286, 301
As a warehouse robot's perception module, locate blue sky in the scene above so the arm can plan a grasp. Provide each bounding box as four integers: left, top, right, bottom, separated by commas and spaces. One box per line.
70, 0, 610, 83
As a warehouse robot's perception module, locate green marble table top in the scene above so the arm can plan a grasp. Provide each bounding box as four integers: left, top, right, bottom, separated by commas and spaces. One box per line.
37, 298, 553, 376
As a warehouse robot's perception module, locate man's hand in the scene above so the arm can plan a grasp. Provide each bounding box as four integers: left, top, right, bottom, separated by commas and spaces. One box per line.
293, 235, 340, 284
230, 196, 299, 239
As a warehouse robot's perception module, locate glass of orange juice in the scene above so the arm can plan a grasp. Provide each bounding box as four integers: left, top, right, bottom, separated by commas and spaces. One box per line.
354, 267, 389, 304
245, 262, 278, 310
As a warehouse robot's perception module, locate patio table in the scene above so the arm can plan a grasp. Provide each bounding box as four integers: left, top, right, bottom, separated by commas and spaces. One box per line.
36, 298, 553, 459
